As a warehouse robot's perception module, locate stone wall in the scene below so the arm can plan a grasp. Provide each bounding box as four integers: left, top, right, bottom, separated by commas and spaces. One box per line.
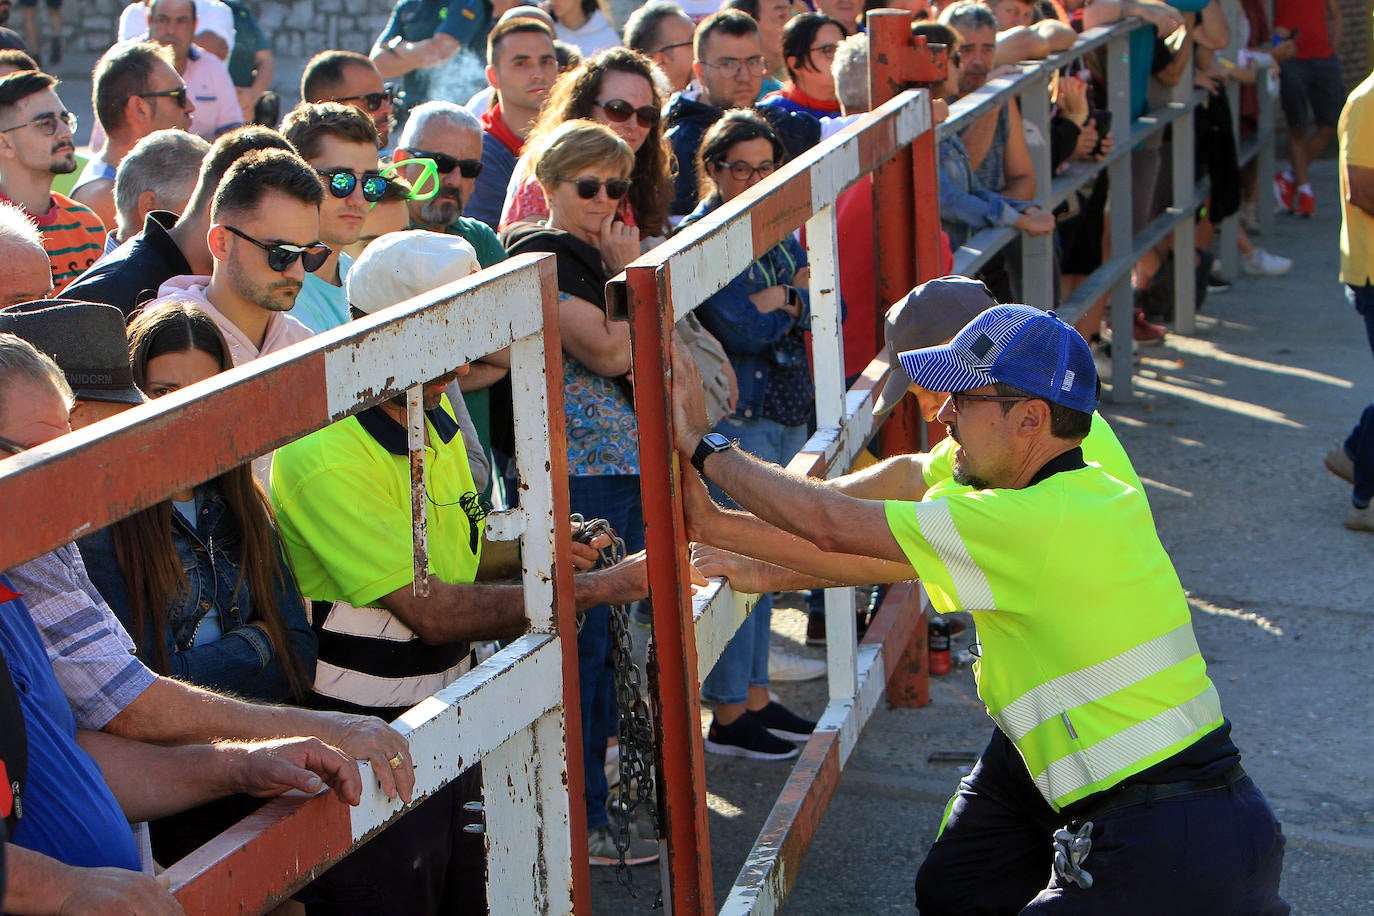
1336, 0, 1371, 90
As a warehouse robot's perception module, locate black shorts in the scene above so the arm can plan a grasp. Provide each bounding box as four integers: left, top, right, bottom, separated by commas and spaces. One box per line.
1278, 56, 1345, 129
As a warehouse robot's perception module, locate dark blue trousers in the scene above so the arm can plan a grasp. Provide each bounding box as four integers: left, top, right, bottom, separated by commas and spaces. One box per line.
1344, 283, 1374, 506
915, 729, 1288, 915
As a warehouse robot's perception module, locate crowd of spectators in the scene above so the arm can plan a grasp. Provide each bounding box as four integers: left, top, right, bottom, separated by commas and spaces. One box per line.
0, 0, 1352, 910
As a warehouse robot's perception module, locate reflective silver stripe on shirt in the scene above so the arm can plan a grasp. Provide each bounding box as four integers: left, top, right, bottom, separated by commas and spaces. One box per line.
911, 500, 996, 610
1031, 684, 1224, 806
321, 600, 418, 643
312, 657, 472, 711
994, 622, 1204, 743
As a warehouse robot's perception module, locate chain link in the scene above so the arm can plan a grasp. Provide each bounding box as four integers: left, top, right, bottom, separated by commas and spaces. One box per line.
571, 514, 659, 894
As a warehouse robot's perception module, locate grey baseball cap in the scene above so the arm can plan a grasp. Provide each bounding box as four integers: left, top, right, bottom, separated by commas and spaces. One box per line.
0, 300, 147, 405
872, 275, 997, 416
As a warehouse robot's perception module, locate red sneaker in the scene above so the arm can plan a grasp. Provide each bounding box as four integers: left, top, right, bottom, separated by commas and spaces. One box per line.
1295, 186, 1315, 217
1273, 170, 1295, 213
1133, 309, 1166, 346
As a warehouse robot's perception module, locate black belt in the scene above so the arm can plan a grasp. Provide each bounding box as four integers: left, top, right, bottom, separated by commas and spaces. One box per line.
1071, 764, 1247, 825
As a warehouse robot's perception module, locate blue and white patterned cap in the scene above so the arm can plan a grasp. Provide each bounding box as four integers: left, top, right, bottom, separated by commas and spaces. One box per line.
897, 304, 1099, 414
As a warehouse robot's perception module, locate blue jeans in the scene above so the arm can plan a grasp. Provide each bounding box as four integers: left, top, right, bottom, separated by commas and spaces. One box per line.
701, 417, 809, 705
567, 474, 644, 830
1344, 284, 1374, 506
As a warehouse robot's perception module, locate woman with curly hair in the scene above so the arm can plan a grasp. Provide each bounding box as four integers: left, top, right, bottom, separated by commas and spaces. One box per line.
500, 46, 673, 238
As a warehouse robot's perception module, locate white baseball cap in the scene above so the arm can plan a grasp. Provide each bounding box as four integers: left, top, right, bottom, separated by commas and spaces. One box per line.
345, 230, 481, 316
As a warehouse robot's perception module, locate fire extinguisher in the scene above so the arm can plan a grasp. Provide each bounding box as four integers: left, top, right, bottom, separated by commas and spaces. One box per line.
929, 616, 951, 675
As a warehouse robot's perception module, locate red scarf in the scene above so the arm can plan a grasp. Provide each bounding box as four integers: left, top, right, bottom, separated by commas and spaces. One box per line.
778, 84, 841, 115
481, 102, 526, 156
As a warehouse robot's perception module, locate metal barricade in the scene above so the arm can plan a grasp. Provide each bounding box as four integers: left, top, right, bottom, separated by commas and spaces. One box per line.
608, 16, 945, 909
0, 254, 595, 914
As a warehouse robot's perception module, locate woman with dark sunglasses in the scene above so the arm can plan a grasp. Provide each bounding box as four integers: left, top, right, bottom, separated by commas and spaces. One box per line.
499, 119, 658, 866
680, 110, 819, 761
501, 47, 672, 240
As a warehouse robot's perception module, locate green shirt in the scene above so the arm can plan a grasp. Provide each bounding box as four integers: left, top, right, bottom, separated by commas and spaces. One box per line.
270, 395, 482, 608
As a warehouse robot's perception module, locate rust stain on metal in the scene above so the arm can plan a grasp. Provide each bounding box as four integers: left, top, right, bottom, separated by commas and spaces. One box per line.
862, 582, 929, 707
408, 388, 431, 597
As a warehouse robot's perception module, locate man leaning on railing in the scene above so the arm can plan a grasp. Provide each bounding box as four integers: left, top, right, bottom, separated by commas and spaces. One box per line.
0, 330, 375, 916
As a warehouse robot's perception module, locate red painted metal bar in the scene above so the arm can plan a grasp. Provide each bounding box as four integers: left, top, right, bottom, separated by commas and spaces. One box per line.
626, 263, 715, 916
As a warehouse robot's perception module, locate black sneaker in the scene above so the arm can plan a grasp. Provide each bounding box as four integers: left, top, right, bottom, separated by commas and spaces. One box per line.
750, 701, 816, 742
705, 711, 799, 760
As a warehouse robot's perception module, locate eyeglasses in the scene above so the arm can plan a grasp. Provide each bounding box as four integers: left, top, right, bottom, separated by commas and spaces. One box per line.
316, 168, 391, 203
379, 157, 439, 204
0, 434, 29, 455
222, 225, 331, 273
333, 84, 395, 112
402, 149, 483, 179
655, 39, 692, 55
948, 392, 1032, 413
809, 42, 840, 61
713, 159, 776, 181
703, 55, 770, 78
559, 177, 632, 200
139, 87, 191, 109
0, 109, 76, 136
594, 98, 660, 129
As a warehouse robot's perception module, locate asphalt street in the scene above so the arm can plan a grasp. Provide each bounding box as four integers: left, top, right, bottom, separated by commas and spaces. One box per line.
594, 158, 1374, 914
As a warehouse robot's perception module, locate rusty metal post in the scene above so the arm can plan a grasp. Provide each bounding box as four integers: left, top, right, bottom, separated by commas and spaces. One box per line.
868, 8, 942, 709
625, 262, 714, 916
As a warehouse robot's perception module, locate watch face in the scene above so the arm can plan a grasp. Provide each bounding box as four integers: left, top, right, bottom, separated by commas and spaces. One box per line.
703, 433, 732, 449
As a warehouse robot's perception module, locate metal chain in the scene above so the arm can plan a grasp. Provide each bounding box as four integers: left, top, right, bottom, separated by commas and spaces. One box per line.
570, 514, 659, 895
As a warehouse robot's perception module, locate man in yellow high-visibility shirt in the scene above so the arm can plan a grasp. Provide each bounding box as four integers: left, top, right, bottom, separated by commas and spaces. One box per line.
671, 304, 1288, 914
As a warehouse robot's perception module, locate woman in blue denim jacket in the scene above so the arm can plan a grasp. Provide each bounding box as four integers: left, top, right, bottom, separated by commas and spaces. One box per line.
679, 110, 818, 762
79, 302, 316, 703
77, 302, 317, 861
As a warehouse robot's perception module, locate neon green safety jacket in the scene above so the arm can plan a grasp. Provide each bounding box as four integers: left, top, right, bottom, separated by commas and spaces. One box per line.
886, 455, 1223, 811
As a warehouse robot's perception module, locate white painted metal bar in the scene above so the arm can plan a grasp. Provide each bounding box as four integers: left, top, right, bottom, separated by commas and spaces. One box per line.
1019, 68, 1056, 311
692, 581, 759, 683
1106, 25, 1136, 401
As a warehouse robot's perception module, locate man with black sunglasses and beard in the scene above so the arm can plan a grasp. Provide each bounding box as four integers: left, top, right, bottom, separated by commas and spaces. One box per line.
145, 147, 325, 370
63, 124, 296, 316
72, 42, 194, 233
0, 70, 104, 294
393, 100, 506, 269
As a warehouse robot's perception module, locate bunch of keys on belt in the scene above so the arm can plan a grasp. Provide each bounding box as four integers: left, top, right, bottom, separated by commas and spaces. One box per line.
1052, 821, 1094, 888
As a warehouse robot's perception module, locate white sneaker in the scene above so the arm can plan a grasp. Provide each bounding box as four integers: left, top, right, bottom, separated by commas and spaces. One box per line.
1242, 247, 1292, 276
768, 648, 825, 682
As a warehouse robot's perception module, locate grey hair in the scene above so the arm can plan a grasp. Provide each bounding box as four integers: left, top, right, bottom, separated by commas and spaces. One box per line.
0, 201, 44, 257
0, 332, 74, 430
939, 0, 998, 32
114, 129, 211, 241
395, 101, 482, 150
832, 32, 869, 114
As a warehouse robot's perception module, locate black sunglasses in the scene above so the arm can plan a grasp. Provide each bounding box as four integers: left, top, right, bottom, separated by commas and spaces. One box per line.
139, 87, 191, 109
559, 177, 631, 200
333, 84, 395, 113
222, 225, 331, 273
404, 149, 483, 179
316, 168, 390, 203
595, 98, 660, 129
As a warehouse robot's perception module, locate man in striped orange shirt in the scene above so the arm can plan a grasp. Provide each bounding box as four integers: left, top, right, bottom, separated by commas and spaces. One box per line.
0, 70, 104, 293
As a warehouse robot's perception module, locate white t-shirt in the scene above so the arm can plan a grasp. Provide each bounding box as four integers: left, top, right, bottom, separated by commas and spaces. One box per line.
119, 0, 236, 55
555, 9, 621, 57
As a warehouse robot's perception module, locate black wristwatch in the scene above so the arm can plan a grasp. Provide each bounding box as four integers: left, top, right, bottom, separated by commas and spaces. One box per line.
691, 432, 735, 474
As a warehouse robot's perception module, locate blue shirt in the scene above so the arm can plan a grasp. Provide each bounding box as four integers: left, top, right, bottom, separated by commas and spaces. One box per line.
0, 575, 140, 871
292, 253, 354, 334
